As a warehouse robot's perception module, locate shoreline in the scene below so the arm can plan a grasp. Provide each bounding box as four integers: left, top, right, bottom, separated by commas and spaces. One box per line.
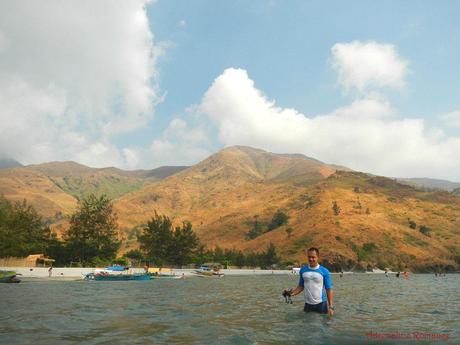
1, 267, 294, 279
4, 267, 454, 280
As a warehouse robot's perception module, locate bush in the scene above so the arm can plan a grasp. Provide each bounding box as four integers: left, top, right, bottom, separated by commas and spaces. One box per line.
363, 242, 377, 252
332, 201, 341, 216
419, 225, 432, 237
357, 242, 378, 262
267, 210, 289, 231
246, 215, 264, 239
113, 257, 129, 266
125, 249, 144, 261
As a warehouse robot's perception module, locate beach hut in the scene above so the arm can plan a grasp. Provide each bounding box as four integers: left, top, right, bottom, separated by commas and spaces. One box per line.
25, 254, 55, 267
0, 254, 55, 267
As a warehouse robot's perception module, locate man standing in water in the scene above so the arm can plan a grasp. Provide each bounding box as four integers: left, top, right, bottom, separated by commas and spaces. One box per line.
283, 247, 334, 315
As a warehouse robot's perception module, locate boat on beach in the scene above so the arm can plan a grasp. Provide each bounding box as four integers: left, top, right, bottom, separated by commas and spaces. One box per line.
146, 267, 184, 279
0, 270, 21, 283
365, 268, 395, 274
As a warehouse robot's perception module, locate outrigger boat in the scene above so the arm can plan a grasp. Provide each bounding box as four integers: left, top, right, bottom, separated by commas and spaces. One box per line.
84, 272, 150, 281
194, 265, 224, 278
84, 265, 150, 281
0, 270, 21, 283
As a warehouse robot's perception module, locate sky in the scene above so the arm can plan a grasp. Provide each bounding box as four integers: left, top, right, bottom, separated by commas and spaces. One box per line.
0, 0, 459, 181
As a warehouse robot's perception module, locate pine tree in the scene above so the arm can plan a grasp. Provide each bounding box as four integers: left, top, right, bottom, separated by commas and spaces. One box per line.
332, 201, 341, 216
64, 194, 120, 265
138, 212, 200, 266
0, 196, 51, 257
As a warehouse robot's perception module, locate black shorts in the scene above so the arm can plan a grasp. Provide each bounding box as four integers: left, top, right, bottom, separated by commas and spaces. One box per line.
304, 301, 328, 314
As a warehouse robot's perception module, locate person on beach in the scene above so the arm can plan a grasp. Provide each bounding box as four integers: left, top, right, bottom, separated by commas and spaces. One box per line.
282, 247, 334, 315
48, 267, 53, 277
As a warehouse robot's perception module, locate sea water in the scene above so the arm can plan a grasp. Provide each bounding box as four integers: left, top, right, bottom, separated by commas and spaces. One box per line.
1, 274, 458, 344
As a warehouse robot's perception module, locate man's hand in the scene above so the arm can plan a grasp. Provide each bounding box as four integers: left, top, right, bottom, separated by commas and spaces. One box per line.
328, 307, 334, 315
282, 289, 293, 304
282, 289, 292, 297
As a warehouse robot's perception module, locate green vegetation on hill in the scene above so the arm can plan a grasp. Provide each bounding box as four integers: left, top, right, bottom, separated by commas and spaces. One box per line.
15, 161, 188, 203
50, 174, 145, 201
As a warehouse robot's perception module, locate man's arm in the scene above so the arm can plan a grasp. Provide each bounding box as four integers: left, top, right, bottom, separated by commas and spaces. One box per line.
326, 288, 334, 315
286, 285, 304, 296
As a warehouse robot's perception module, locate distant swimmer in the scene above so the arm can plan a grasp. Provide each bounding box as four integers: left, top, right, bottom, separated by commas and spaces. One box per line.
403, 271, 409, 279
396, 271, 400, 278
385, 270, 389, 278
340, 271, 343, 278
282, 247, 334, 315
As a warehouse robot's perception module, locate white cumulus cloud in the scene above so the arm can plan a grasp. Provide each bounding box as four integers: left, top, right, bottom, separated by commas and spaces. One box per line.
0, 0, 160, 167
331, 41, 409, 93
123, 117, 213, 168
440, 110, 460, 129
197, 68, 460, 180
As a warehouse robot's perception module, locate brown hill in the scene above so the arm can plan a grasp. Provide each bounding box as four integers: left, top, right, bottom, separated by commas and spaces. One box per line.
0, 161, 186, 233
1, 146, 459, 271
0, 167, 76, 219
113, 146, 337, 247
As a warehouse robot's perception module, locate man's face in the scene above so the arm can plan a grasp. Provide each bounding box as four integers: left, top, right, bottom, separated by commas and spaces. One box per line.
307, 250, 318, 267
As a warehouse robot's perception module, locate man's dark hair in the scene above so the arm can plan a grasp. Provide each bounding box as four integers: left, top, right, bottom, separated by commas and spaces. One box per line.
307, 247, 319, 255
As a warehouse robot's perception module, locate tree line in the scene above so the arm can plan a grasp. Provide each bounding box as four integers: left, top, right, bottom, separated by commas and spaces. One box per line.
0, 194, 281, 268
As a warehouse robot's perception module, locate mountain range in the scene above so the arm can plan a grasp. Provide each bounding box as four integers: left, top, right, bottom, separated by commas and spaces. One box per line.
396, 178, 460, 192
1, 146, 459, 271
0, 158, 23, 169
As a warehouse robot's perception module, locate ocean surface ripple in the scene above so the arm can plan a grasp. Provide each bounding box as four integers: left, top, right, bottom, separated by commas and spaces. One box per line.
1, 274, 458, 344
